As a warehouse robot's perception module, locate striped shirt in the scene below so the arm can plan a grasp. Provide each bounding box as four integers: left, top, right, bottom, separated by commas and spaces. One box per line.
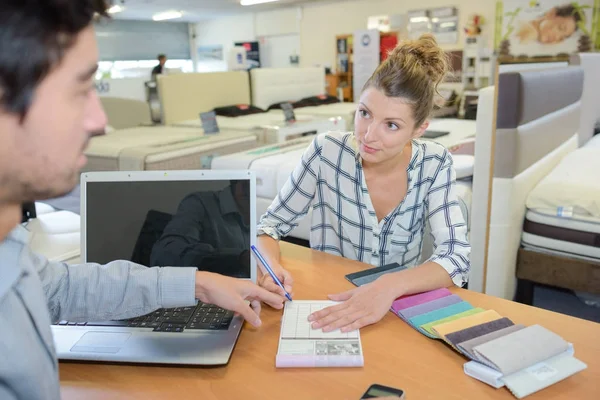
257, 131, 470, 286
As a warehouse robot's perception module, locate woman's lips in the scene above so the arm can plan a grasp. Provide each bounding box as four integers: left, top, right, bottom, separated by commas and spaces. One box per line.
361, 143, 379, 154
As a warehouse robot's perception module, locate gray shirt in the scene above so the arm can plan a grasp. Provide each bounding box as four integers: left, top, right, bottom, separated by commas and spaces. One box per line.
0, 225, 197, 400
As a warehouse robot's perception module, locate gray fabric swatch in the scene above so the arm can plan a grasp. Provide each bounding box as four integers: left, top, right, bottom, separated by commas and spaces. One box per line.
445, 317, 514, 348
458, 324, 526, 361
472, 324, 569, 375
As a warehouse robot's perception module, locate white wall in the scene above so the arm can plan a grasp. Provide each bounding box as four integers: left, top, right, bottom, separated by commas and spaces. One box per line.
195, 0, 497, 72
300, 0, 496, 68
195, 14, 256, 71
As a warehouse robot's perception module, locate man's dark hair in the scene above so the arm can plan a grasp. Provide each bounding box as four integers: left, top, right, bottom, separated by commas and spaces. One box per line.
158, 54, 167, 61
555, 4, 582, 23
0, 0, 109, 118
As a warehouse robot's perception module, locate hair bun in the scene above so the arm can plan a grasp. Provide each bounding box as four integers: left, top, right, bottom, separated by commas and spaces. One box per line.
389, 33, 449, 85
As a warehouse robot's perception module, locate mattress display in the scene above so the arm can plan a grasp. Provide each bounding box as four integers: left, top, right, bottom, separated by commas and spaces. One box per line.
521, 209, 600, 261
584, 133, 600, 148
84, 127, 257, 172
24, 210, 81, 263
172, 111, 346, 144
211, 137, 314, 198
294, 103, 358, 129
424, 119, 477, 149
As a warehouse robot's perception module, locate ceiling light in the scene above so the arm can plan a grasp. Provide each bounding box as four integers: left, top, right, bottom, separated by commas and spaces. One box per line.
240, 0, 280, 6
152, 10, 183, 21
107, 4, 124, 14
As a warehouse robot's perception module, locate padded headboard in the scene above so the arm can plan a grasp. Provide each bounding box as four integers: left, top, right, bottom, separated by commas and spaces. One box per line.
100, 97, 152, 130
250, 67, 326, 110
570, 53, 600, 146
469, 67, 583, 299
157, 72, 251, 125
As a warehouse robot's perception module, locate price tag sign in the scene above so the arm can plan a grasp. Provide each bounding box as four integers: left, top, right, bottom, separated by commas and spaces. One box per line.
200, 111, 220, 134
280, 102, 296, 123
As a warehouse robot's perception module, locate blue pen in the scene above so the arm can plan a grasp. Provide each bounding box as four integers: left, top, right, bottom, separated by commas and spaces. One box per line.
250, 245, 292, 302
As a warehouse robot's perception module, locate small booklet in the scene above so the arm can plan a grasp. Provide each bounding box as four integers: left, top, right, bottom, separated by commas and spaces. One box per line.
276, 300, 364, 368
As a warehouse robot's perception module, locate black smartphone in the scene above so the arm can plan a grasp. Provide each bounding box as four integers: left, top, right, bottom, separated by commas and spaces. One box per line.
423, 130, 450, 139
345, 263, 407, 287
360, 383, 405, 399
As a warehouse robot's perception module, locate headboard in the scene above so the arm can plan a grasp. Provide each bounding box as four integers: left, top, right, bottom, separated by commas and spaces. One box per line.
100, 97, 152, 130
469, 67, 584, 299
157, 72, 251, 125
250, 67, 326, 110
569, 53, 600, 146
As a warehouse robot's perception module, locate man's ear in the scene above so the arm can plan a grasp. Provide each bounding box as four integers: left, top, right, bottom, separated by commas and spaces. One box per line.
413, 120, 429, 139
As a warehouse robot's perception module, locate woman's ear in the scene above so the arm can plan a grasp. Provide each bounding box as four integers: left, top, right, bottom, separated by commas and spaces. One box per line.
413, 120, 430, 139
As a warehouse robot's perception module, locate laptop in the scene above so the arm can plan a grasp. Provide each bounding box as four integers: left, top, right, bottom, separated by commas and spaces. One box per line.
51, 170, 257, 365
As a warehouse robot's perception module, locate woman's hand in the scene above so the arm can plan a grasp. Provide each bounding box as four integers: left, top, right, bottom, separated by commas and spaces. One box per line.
308, 275, 398, 332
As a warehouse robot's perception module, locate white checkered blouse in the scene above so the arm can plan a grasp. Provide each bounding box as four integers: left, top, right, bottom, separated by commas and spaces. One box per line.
257, 132, 470, 286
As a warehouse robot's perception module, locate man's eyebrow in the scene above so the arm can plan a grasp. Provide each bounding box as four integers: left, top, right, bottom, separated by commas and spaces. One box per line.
77, 64, 99, 82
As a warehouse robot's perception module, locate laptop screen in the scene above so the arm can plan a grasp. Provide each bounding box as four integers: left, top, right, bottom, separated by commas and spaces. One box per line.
84, 178, 252, 279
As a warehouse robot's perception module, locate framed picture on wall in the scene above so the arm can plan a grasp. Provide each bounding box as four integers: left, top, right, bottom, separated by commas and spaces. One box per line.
495, 0, 599, 62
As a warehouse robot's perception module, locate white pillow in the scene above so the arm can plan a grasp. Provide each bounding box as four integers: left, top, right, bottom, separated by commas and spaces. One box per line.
526, 147, 600, 217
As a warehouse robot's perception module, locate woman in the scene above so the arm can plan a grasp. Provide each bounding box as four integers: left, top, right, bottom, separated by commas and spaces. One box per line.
256, 34, 470, 333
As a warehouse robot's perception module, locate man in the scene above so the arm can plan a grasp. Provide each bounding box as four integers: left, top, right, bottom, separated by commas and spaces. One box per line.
0, 2, 285, 399
152, 53, 167, 78
150, 181, 251, 276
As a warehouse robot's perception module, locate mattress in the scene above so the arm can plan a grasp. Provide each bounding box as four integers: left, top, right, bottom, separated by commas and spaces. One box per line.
211, 137, 314, 198
294, 103, 357, 129
584, 134, 600, 148
172, 111, 346, 144
424, 119, 477, 149
84, 127, 258, 172
24, 211, 81, 263
521, 209, 600, 261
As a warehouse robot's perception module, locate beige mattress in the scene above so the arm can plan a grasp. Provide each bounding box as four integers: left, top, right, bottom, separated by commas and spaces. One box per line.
294, 103, 357, 129
84, 127, 258, 171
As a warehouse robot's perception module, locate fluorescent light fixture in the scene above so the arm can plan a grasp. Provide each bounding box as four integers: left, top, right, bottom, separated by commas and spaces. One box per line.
152, 10, 183, 21
107, 4, 124, 14
240, 0, 280, 6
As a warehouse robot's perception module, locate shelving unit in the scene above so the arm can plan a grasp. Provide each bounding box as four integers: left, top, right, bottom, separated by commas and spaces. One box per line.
460, 35, 495, 118
330, 31, 399, 102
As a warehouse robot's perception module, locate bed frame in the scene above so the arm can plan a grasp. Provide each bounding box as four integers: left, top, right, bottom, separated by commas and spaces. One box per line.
469, 66, 585, 300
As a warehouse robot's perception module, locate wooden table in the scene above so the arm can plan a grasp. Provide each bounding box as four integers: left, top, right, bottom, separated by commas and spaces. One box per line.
60, 243, 600, 399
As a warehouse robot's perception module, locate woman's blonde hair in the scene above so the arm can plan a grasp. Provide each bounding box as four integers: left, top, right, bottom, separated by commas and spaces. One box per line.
362, 34, 449, 127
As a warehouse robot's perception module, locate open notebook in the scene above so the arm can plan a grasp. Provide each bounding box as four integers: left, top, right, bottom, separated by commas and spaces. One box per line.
276, 301, 364, 368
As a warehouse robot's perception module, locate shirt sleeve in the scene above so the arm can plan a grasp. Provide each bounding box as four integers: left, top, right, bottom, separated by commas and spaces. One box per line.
426, 150, 471, 287
28, 246, 197, 322
257, 134, 323, 240
0, 384, 17, 400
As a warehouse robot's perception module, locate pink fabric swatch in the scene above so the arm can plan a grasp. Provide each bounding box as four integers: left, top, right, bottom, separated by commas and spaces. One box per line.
391, 288, 452, 312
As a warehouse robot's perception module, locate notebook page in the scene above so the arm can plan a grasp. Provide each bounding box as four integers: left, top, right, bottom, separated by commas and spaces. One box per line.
276, 301, 364, 368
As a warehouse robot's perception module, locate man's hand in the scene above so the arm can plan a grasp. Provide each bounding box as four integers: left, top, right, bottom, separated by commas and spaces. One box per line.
258, 263, 294, 300
195, 271, 286, 327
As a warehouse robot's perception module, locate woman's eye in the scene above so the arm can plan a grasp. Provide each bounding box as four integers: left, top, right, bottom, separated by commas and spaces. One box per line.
387, 122, 399, 131
358, 109, 369, 118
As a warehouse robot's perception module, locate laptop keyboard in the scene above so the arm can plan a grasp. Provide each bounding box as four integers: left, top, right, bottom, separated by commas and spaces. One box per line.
56, 302, 234, 333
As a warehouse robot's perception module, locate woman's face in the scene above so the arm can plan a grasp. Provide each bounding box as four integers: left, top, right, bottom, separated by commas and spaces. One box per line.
354, 87, 428, 165
539, 13, 577, 43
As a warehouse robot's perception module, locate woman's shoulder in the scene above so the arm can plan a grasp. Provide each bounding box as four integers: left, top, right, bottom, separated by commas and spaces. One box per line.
312, 131, 357, 154
413, 139, 451, 164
